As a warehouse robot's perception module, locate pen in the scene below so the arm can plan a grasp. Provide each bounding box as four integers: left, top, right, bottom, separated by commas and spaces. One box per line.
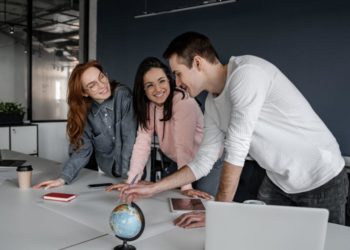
129, 174, 139, 185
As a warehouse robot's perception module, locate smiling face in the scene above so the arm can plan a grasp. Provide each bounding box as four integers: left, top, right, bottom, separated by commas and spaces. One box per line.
81, 66, 111, 103
143, 67, 170, 107
169, 54, 204, 98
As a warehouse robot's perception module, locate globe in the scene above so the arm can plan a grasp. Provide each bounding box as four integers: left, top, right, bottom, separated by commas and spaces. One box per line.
110, 202, 145, 250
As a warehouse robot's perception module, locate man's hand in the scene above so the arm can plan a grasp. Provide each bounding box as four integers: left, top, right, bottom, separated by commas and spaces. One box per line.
32, 178, 65, 189
181, 189, 213, 200
174, 211, 206, 228
121, 183, 157, 203
106, 180, 153, 192
120, 166, 197, 203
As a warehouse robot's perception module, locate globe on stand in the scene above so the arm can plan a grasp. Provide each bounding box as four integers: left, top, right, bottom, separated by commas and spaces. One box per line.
110, 202, 145, 250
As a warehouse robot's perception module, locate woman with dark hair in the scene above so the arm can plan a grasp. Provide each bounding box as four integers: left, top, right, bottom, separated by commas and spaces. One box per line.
33, 60, 136, 189
107, 57, 222, 198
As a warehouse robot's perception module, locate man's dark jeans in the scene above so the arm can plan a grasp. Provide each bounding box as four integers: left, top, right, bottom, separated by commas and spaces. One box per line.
258, 168, 349, 225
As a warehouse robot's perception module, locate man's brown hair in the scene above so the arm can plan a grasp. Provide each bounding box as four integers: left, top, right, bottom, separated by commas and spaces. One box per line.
163, 31, 220, 68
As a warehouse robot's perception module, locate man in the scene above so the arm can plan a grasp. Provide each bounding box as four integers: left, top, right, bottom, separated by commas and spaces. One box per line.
123, 31, 348, 227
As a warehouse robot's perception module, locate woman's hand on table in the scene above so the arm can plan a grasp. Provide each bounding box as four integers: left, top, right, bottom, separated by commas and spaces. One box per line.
32, 178, 65, 189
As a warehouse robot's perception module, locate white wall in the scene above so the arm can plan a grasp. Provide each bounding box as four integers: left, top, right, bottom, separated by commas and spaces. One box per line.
0, 33, 69, 163
0, 33, 27, 118
14, 40, 27, 108
0, 33, 23, 102
89, 0, 98, 60
36, 122, 69, 163
32, 49, 69, 120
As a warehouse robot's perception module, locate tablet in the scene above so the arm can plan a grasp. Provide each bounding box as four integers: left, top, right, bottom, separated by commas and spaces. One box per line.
169, 198, 205, 213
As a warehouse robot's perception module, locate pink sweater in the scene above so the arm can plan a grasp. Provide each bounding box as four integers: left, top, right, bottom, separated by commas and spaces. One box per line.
128, 92, 204, 181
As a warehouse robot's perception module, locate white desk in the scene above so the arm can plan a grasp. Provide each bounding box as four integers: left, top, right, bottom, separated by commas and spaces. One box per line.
0, 151, 105, 250
0, 150, 349, 250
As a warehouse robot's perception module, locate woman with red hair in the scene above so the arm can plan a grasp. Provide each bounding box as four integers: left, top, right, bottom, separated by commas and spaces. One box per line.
34, 60, 136, 189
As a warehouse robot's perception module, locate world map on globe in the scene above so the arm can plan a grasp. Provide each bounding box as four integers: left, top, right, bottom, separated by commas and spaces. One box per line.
110, 203, 145, 240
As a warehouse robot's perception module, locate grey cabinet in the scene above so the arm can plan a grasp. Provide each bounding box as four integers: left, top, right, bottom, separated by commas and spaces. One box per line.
0, 124, 38, 155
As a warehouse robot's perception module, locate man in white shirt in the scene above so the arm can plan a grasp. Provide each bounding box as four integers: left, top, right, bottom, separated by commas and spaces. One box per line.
123, 31, 348, 226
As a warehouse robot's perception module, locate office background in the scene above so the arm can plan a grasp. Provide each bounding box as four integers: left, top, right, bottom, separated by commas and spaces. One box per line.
0, 0, 349, 164
97, 0, 350, 159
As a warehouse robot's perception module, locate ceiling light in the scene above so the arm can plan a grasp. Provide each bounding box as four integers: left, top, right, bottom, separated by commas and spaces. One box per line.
9, 26, 15, 34
134, 0, 237, 19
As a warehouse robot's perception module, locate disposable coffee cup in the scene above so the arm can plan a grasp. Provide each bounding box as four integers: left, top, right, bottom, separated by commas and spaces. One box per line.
16, 165, 33, 189
243, 199, 266, 205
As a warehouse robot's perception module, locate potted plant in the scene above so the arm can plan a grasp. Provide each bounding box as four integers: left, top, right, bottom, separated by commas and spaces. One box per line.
0, 101, 25, 125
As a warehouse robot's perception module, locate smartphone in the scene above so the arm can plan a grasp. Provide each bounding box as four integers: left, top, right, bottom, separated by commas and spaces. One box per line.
87, 182, 113, 188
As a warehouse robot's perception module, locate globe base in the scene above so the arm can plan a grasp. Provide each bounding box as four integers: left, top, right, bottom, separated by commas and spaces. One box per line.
114, 241, 136, 250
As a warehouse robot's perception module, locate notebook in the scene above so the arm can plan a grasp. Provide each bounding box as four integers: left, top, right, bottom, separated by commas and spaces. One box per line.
205, 201, 329, 250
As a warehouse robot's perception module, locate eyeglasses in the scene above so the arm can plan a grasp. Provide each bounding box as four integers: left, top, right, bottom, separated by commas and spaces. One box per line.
84, 72, 108, 93
144, 78, 169, 92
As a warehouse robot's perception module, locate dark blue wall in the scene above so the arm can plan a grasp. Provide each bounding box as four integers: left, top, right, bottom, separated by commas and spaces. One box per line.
97, 0, 350, 156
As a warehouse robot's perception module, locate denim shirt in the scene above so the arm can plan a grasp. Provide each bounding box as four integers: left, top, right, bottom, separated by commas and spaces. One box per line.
61, 85, 137, 184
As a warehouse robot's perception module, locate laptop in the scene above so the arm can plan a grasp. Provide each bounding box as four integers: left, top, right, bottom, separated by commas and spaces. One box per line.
0, 150, 26, 168
205, 201, 329, 250
0, 159, 26, 168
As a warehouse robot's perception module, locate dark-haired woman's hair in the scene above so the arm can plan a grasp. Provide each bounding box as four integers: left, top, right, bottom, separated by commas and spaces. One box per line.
133, 57, 184, 131
67, 60, 118, 150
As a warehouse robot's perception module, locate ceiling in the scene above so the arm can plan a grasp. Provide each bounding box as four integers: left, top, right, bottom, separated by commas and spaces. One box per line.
134, 0, 237, 18
0, 0, 236, 61
0, 0, 80, 61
